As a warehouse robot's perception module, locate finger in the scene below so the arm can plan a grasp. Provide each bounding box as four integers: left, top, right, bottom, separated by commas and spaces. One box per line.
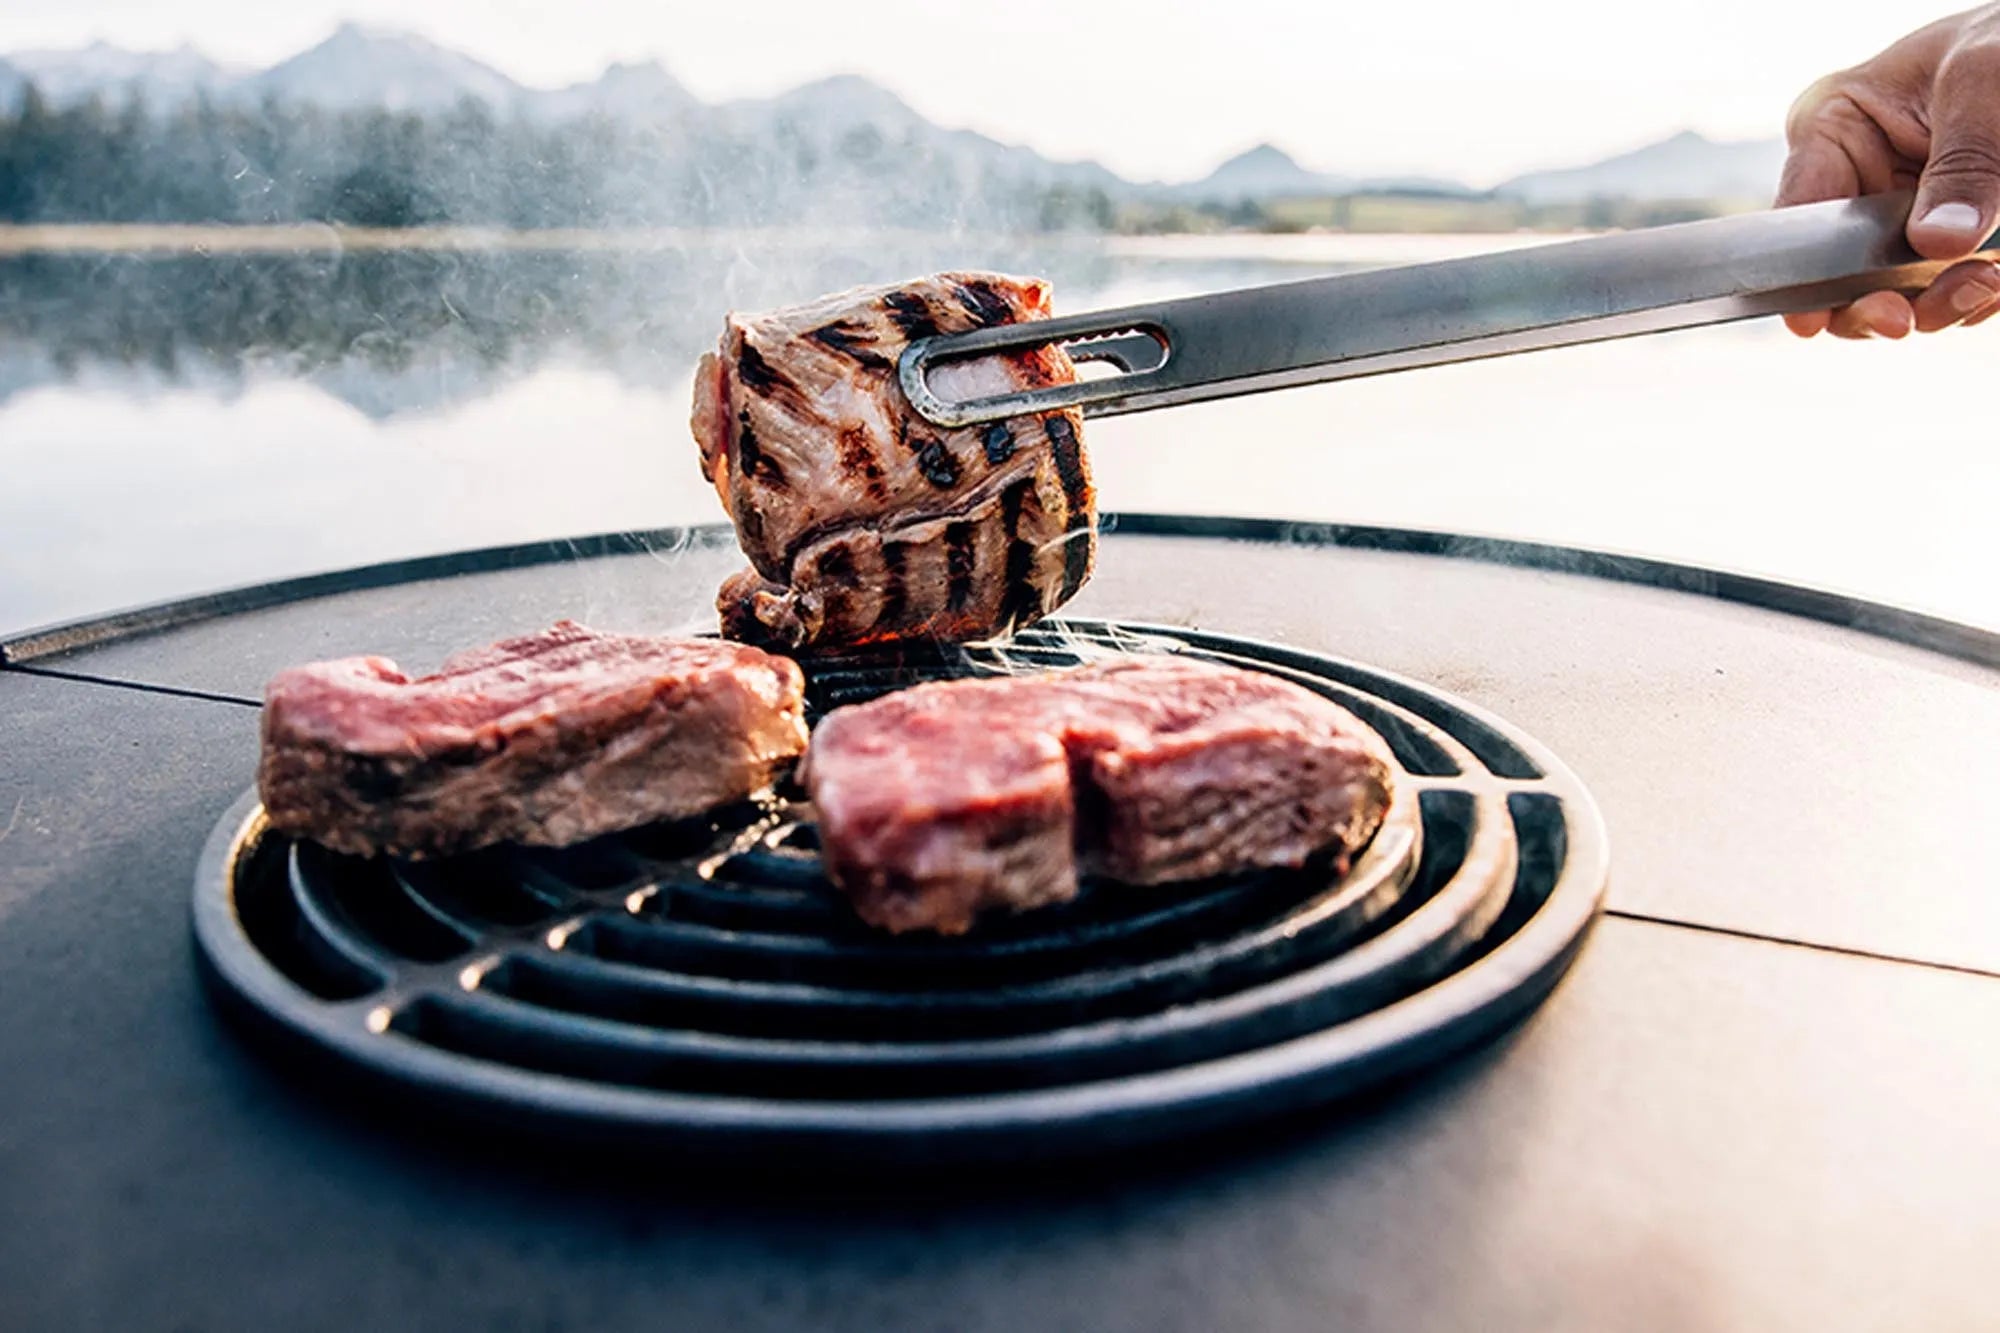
1909, 40, 2000, 259
1827, 291, 1915, 339
1911, 259, 2000, 331
1781, 86, 1909, 202
1776, 107, 1853, 339
1776, 132, 1862, 208
1964, 298, 2000, 327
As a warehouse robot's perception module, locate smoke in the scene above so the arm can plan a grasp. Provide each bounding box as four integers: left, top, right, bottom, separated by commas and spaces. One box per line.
0, 238, 1123, 418
945, 606, 1189, 680
0, 74, 1321, 639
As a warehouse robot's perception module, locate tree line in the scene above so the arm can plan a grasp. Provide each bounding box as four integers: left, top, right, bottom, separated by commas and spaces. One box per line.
0, 83, 1723, 235
0, 85, 1113, 230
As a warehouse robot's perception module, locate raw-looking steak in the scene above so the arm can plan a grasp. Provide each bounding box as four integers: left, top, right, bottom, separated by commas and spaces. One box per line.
804, 656, 1396, 934
692, 272, 1096, 650
258, 621, 809, 859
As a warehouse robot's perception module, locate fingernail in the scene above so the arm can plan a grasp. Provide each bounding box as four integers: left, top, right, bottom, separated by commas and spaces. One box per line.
1917, 202, 1985, 234
1951, 280, 2000, 314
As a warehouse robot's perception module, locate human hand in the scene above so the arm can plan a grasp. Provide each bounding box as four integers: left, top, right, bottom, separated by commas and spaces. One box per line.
1777, 5, 2000, 338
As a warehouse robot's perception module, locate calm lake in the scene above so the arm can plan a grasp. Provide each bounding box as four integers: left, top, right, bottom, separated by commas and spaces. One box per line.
2, 229, 1996, 636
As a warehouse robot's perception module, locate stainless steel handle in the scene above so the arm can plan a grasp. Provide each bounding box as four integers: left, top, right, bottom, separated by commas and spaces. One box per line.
899, 191, 2000, 428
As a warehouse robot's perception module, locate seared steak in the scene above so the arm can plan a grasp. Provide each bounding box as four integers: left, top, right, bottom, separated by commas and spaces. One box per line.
805, 656, 1396, 934
806, 686, 1084, 936
259, 622, 809, 859
692, 272, 1096, 650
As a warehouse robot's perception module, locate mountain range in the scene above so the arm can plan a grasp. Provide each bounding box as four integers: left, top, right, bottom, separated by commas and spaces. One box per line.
0, 25, 1784, 205
1497, 130, 1786, 205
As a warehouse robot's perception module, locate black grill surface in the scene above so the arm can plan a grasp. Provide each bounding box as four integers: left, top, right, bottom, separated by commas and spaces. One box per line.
192, 619, 1607, 1165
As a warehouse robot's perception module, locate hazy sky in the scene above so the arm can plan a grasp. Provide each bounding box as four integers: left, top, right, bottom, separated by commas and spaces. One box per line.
0, 1, 1944, 184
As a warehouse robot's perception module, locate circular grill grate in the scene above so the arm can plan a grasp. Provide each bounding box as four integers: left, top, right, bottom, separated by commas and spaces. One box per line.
193, 620, 1608, 1166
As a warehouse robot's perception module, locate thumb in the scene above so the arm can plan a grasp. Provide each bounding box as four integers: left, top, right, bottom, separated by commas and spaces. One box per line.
1909, 44, 2000, 260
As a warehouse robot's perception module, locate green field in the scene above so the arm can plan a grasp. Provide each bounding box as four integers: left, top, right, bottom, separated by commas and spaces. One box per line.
1114, 192, 1763, 236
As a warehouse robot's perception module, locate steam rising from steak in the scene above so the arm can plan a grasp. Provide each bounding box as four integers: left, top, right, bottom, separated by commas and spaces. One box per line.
692, 272, 1096, 650
258, 622, 808, 859
805, 656, 1396, 934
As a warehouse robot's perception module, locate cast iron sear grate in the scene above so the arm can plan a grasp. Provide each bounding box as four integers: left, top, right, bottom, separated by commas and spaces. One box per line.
193, 620, 1608, 1165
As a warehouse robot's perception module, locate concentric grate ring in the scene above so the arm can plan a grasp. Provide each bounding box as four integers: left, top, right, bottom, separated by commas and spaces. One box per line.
192, 620, 1608, 1166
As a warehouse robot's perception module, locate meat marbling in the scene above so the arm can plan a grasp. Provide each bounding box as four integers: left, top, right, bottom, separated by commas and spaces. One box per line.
805, 656, 1397, 934
692, 272, 1096, 651
258, 621, 809, 859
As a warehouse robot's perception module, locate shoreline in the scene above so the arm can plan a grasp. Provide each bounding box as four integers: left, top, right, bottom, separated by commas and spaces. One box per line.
0, 223, 1589, 262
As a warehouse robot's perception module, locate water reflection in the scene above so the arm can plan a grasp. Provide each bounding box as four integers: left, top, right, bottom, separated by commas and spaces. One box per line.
0, 238, 1307, 631
0, 240, 1162, 418
2, 238, 1997, 637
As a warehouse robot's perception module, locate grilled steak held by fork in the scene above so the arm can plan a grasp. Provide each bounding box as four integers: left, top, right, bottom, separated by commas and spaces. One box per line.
259, 622, 809, 859
805, 656, 1396, 934
692, 272, 1096, 650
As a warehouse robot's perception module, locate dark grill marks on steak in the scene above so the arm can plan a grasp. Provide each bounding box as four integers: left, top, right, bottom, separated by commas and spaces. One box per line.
816, 544, 856, 581
954, 277, 1016, 327
1015, 352, 1060, 390
1044, 415, 1088, 509
736, 501, 766, 551
998, 478, 1041, 630
735, 340, 785, 394
1044, 415, 1094, 598
691, 272, 1096, 649
835, 425, 889, 502
883, 289, 940, 339
944, 521, 977, 610
806, 655, 1397, 935
1058, 527, 1093, 602
808, 320, 891, 370
809, 543, 858, 633
735, 411, 786, 491
258, 622, 810, 861
981, 423, 1016, 465
914, 439, 961, 489
736, 341, 814, 420
879, 540, 909, 627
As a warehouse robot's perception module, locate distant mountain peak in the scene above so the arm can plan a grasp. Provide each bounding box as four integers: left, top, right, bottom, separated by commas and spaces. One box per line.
243, 23, 524, 114
0, 29, 1789, 212
1223, 142, 1303, 169
600, 59, 669, 79
1497, 129, 1784, 204
323, 21, 426, 46
301, 21, 498, 67
3, 38, 237, 107
539, 56, 697, 121
1186, 140, 1347, 200
717, 72, 931, 150
768, 73, 919, 120
798, 72, 881, 93
595, 59, 690, 94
